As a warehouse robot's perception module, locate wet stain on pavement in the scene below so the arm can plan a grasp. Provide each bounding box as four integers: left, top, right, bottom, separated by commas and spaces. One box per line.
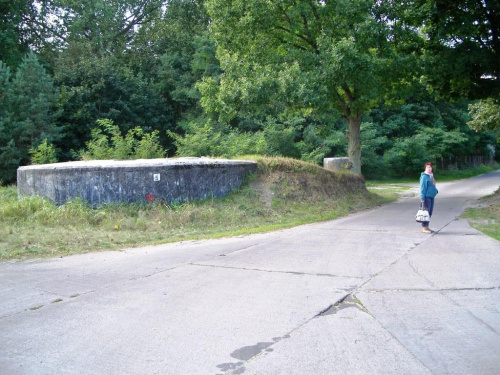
231, 341, 274, 361
216, 361, 244, 373
217, 335, 291, 373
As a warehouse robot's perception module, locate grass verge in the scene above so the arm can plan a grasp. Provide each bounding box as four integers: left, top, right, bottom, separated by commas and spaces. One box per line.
0, 157, 391, 261
365, 184, 414, 201
437, 163, 500, 182
461, 188, 500, 241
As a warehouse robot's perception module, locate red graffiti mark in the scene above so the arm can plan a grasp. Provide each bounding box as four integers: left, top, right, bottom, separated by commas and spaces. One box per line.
145, 194, 155, 203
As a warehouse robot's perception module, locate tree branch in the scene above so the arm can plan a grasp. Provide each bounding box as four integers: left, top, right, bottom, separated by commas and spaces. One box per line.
273, 25, 318, 52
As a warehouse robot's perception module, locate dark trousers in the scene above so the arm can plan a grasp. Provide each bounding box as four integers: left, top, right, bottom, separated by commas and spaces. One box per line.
421, 197, 434, 227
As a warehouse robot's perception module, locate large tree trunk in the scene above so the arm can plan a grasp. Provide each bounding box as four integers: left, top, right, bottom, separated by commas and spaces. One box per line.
346, 114, 362, 175
339, 86, 363, 175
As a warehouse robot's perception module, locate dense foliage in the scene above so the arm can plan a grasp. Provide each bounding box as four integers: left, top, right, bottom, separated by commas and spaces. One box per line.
0, 0, 498, 183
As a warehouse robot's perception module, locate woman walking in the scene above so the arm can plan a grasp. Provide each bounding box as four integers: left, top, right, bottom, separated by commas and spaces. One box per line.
420, 162, 438, 233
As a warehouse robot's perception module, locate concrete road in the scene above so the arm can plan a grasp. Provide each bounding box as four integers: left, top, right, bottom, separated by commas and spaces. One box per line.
1, 171, 499, 375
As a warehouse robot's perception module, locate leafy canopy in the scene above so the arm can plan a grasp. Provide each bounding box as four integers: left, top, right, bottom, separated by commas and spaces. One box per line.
468, 98, 500, 143
202, 0, 413, 173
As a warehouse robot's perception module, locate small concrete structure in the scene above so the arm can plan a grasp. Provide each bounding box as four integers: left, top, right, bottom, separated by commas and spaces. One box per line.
17, 158, 257, 206
323, 157, 352, 172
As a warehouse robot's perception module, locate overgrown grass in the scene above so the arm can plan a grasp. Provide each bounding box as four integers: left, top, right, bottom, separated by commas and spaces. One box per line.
0, 157, 390, 261
462, 188, 500, 241
2, 158, 497, 261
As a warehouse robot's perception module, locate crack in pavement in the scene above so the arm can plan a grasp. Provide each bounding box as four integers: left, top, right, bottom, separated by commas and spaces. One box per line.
187, 262, 365, 280
0, 290, 93, 320
128, 266, 180, 281
217, 244, 262, 257
230, 215, 489, 374
362, 286, 500, 293
318, 293, 370, 316
216, 208, 496, 374
218, 292, 356, 374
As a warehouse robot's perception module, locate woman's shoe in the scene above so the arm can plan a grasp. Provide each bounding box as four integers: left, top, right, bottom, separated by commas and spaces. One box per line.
422, 228, 432, 234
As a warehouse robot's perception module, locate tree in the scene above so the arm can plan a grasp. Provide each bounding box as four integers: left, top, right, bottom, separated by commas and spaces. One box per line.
10, 53, 60, 161
202, 0, 411, 174
0, 61, 11, 124
468, 98, 500, 142
53, 47, 172, 160
46, 0, 212, 159
35, 0, 164, 58
157, 32, 220, 126
0, 0, 32, 68
0, 53, 60, 181
0, 61, 19, 182
386, 0, 500, 99
144, 0, 218, 130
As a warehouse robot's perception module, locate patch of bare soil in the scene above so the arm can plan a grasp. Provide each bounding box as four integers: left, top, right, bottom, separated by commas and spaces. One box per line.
249, 181, 274, 209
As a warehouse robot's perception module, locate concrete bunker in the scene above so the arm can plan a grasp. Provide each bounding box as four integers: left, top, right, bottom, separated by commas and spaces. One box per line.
323, 157, 352, 172
17, 158, 257, 206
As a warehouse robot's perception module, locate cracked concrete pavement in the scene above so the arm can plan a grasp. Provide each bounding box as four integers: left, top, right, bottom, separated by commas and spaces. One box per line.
1, 170, 499, 375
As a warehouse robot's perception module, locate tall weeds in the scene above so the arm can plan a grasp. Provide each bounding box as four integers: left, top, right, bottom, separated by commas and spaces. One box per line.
0, 157, 388, 260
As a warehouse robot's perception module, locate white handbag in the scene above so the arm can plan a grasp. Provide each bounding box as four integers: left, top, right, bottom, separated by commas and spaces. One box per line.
415, 202, 430, 222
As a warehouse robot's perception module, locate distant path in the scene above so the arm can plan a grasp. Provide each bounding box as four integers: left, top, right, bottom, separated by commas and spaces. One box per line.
1, 170, 499, 375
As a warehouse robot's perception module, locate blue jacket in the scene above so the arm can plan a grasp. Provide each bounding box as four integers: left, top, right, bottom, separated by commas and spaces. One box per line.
420, 172, 438, 199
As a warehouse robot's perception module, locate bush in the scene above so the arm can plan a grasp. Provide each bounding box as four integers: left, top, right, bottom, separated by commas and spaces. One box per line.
79, 119, 166, 160
29, 139, 58, 164
173, 117, 302, 158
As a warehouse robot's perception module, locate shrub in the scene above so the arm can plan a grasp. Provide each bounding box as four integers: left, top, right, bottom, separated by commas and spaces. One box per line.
79, 119, 166, 160
29, 139, 58, 164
